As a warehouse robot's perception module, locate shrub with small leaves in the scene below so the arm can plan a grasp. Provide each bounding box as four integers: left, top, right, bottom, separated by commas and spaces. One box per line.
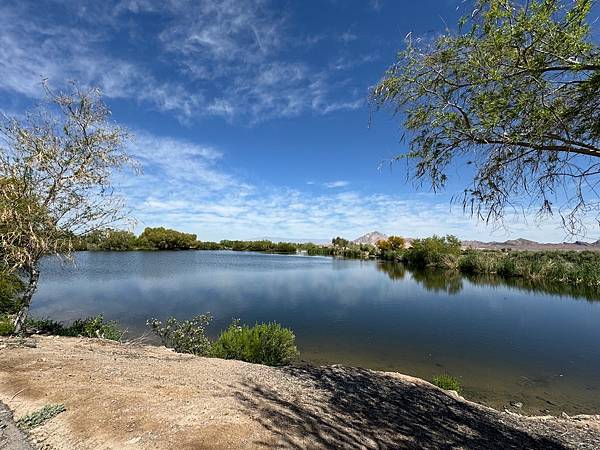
65, 315, 123, 341
25, 315, 123, 341
17, 404, 66, 430
147, 314, 213, 356
211, 321, 299, 366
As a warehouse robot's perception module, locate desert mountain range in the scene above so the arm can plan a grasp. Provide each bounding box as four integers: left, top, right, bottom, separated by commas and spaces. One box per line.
352, 232, 600, 251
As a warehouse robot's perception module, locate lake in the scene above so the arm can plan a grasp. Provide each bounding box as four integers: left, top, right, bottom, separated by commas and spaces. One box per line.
32, 250, 600, 415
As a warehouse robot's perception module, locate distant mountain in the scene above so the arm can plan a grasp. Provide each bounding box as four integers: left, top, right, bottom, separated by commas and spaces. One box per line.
462, 238, 600, 251
352, 231, 388, 245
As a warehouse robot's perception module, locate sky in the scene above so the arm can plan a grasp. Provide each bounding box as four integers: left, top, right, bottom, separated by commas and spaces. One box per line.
0, 0, 597, 243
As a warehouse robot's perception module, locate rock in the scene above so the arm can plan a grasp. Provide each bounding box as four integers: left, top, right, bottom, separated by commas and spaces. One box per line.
561, 412, 570, 419
510, 402, 523, 409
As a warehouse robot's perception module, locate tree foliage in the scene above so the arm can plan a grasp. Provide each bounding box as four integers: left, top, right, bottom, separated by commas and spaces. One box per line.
0, 82, 135, 331
405, 235, 462, 267
377, 236, 406, 251
331, 236, 350, 248
138, 227, 197, 250
372, 0, 600, 234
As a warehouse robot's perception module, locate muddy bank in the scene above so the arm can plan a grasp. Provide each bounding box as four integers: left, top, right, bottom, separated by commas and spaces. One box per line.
0, 336, 598, 449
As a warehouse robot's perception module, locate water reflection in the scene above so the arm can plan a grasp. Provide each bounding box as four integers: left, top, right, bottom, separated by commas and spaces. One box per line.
377, 261, 600, 302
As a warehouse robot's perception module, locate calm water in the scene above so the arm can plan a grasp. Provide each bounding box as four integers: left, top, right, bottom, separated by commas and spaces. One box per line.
33, 251, 600, 415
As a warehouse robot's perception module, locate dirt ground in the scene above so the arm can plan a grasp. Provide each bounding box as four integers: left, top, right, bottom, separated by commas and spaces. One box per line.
0, 336, 599, 450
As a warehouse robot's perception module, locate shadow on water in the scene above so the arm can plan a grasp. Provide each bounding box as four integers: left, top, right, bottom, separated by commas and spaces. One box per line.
234, 365, 568, 449
377, 262, 600, 302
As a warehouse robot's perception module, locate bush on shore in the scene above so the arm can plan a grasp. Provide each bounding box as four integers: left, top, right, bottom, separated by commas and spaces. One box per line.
404, 235, 461, 268
212, 321, 299, 366
26, 315, 123, 341
147, 314, 299, 366
147, 314, 213, 356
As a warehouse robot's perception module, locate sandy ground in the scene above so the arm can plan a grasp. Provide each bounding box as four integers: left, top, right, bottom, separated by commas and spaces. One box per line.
0, 336, 599, 450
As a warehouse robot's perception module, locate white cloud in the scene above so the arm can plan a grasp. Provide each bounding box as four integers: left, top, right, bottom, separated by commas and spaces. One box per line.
0, 0, 365, 123
117, 131, 580, 243
324, 180, 350, 188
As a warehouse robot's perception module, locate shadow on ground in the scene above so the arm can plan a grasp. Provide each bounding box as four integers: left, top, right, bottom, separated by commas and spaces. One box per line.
234, 365, 568, 449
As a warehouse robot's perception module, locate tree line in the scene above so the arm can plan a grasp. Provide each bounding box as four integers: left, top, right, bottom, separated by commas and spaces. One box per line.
74, 227, 299, 253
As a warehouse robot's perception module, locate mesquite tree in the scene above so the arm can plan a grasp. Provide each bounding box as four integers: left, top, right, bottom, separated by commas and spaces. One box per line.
0, 83, 135, 332
372, 0, 600, 234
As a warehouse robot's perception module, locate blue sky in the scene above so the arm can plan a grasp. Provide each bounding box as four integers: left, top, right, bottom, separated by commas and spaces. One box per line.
0, 0, 594, 242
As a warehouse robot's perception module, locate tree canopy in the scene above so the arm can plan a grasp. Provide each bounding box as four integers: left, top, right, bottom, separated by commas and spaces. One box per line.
0, 82, 134, 331
372, 0, 600, 234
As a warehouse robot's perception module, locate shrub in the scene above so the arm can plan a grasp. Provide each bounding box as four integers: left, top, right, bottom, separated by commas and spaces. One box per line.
405, 235, 462, 268
0, 315, 15, 336
432, 374, 462, 393
0, 273, 24, 315
17, 404, 66, 430
147, 314, 213, 356
212, 321, 299, 366
63, 315, 123, 341
26, 317, 65, 335
26, 315, 123, 341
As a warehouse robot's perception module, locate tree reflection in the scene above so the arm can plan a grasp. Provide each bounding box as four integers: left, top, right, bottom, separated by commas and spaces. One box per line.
376, 262, 406, 281
376, 262, 600, 302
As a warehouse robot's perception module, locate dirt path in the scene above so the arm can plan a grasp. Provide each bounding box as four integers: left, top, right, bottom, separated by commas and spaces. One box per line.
0, 336, 598, 449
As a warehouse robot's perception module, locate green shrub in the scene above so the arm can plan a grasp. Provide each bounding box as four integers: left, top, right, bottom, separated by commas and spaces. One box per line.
62, 315, 123, 341
26, 315, 123, 341
0, 273, 24, 315
0, 315, 15, 336
212, 321, 299, 366
147, 314, 213, 356
17, 404, 66, 430
432, 374, 462, 393
26, 317, 65, 335
405, 235, 462, 268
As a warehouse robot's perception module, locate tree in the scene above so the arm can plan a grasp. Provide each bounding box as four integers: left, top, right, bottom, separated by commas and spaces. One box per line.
388, 236, 406, 250
377, 236, 405, 251
138, 227, 197, 250
372, 0, 600, 234
332, 237, 350, 248
0, 82, 135, 332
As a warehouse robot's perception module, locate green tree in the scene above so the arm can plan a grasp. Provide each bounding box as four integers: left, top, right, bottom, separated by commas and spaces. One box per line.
99, 229, 138, 251
373, 0, 600, 233
405, 235, 462, 267
138, 227, 197, 250
0, 83, 134, 332
332, 237, 350, 248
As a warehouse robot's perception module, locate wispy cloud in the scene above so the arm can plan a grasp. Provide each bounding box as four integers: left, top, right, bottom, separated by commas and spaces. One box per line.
119, 131, 573, 242
0, 0, 365, 123
338, 30, 358, 43
324, 180, 350, 188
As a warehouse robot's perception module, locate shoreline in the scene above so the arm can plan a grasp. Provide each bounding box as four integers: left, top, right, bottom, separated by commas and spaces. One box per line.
1, 336, 599, 449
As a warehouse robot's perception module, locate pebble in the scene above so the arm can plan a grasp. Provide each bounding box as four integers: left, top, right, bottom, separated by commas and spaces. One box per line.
510, 402, 523, 409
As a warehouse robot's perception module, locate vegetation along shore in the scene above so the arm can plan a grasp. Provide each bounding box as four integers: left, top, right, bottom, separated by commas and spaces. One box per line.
70, 227, 600, 289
